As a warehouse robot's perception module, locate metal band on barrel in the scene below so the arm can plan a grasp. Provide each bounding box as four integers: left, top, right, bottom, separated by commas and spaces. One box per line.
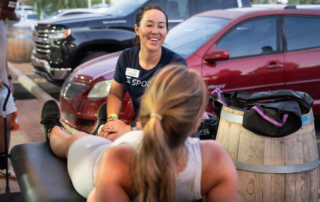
220, 109, 243, 124
221, 108, 314, 126
7, 35, 33, 39
233, 158, 319, 174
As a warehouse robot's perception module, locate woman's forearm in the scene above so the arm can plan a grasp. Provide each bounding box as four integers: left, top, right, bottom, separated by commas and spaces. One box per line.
107, 93, 123, 117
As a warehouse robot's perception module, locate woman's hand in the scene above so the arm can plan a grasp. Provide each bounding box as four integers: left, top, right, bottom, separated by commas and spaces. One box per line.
98, 118, 131, 141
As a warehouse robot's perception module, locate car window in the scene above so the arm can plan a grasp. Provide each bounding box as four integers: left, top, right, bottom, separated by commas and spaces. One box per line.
284, 16, 320, 51
217, 17, 277, 58
156, 0, 190, 19
165, 16, 230, 57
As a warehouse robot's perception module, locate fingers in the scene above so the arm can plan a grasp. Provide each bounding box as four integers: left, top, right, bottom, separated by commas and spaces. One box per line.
101, 123, 117, 132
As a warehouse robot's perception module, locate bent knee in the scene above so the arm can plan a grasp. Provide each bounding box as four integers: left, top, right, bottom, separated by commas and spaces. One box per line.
66, 132, 90, 152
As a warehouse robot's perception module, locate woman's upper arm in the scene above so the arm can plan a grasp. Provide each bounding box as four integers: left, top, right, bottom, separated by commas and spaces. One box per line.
94, 145, 136, 202
201, 141, 238, 202
109, 79, 127, 100
87, 187, 96, 202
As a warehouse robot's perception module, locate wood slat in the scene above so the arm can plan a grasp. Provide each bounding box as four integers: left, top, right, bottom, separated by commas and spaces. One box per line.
284, 133, 296, 202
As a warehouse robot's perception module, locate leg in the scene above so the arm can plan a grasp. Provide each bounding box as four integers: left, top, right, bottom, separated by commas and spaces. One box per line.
90, 102, 107, 135
40, 100, 93, 159
48, 126, 90, 159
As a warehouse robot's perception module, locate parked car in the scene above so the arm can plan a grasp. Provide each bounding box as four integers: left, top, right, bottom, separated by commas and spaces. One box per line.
13, 11, 38, 30
31, 0, 251, 81
59, 6, 320, 133
15, 5, 34, 12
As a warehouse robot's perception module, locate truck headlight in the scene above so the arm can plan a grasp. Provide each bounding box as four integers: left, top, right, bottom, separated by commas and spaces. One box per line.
48, 29, 71, 39
88, 80, 112, 98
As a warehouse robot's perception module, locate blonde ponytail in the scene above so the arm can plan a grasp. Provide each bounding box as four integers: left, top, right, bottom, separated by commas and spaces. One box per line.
137, 117, 175, 202
136, 65, 208, 202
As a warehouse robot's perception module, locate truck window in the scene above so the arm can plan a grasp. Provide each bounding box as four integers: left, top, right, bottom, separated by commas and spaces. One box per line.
241, 0, 251, 7
63, 12, 90, 16
105, 0, 148, 16
156, 0, 190, 20
190, 0, 238, 13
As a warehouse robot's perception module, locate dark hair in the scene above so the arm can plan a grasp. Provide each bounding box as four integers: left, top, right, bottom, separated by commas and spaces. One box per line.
133, 3, 168, 46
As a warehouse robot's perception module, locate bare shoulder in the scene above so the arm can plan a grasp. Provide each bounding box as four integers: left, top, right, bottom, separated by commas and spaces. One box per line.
95, 144, 137, 201
101, 143, 135, 161
199, 140, 238, 199
200, 140, 230, 164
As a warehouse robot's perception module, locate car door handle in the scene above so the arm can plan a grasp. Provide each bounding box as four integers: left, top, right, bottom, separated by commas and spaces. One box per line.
265, 64, 283, 69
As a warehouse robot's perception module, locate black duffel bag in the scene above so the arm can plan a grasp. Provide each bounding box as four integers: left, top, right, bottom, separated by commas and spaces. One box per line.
198, 114, 219, 140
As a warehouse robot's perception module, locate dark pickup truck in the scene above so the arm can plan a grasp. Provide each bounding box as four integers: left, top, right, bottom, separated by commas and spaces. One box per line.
31, 0, 251, 80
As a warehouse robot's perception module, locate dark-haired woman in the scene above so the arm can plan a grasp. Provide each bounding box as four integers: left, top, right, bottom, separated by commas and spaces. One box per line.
40, 65, 238, 202
97, 3, 187, 138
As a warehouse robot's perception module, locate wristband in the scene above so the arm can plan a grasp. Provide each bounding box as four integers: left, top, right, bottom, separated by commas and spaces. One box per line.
8, 75, 12, 80
107, 113, 118, 119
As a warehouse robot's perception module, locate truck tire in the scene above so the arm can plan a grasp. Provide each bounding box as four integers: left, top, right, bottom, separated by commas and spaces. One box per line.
79, 51, 109, 65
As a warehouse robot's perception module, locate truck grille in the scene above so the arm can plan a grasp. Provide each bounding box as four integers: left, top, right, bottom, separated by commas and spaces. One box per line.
33, 25, 65, 57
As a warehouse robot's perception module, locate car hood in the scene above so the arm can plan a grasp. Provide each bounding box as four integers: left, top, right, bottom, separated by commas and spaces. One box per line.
68, 51, 122, 83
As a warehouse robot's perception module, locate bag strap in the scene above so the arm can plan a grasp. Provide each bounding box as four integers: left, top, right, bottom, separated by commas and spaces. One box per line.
252, 106, 288, 127
210, 88, 229, 107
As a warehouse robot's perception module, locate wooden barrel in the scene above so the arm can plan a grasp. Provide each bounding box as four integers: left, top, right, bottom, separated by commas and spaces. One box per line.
7, 26, 33, 63
216, 106, 319, 202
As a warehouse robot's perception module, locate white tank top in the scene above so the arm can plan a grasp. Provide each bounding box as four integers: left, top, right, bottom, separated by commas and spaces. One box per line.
112, 131, 203, 201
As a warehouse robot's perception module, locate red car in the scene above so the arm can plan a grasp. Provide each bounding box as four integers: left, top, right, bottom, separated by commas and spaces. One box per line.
60, 6, 320, 133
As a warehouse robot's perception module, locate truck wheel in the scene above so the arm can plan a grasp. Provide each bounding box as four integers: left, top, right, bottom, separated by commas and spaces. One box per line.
79, 51, 109, 65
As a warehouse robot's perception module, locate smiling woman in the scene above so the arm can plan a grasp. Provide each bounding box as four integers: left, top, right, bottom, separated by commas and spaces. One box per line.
91, 3, 188, 137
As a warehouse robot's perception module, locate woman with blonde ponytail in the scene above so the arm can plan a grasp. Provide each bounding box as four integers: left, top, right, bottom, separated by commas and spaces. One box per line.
89, 65, 238, 202
39, 64, 237, 202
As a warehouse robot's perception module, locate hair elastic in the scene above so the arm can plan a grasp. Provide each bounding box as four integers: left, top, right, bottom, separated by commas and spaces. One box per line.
151, 113, 162, 121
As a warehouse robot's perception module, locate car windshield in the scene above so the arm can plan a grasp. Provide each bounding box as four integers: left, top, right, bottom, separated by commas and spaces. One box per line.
104, 0, 147, 16
165, 16, 230, 57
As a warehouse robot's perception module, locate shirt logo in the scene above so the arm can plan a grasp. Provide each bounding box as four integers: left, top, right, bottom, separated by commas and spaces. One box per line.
126, 76, 131, 84
132, 79, 151, 87
126, 76, 151, 88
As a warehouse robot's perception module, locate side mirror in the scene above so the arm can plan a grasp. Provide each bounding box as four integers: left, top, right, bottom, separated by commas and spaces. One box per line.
204, 49, 230, 63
